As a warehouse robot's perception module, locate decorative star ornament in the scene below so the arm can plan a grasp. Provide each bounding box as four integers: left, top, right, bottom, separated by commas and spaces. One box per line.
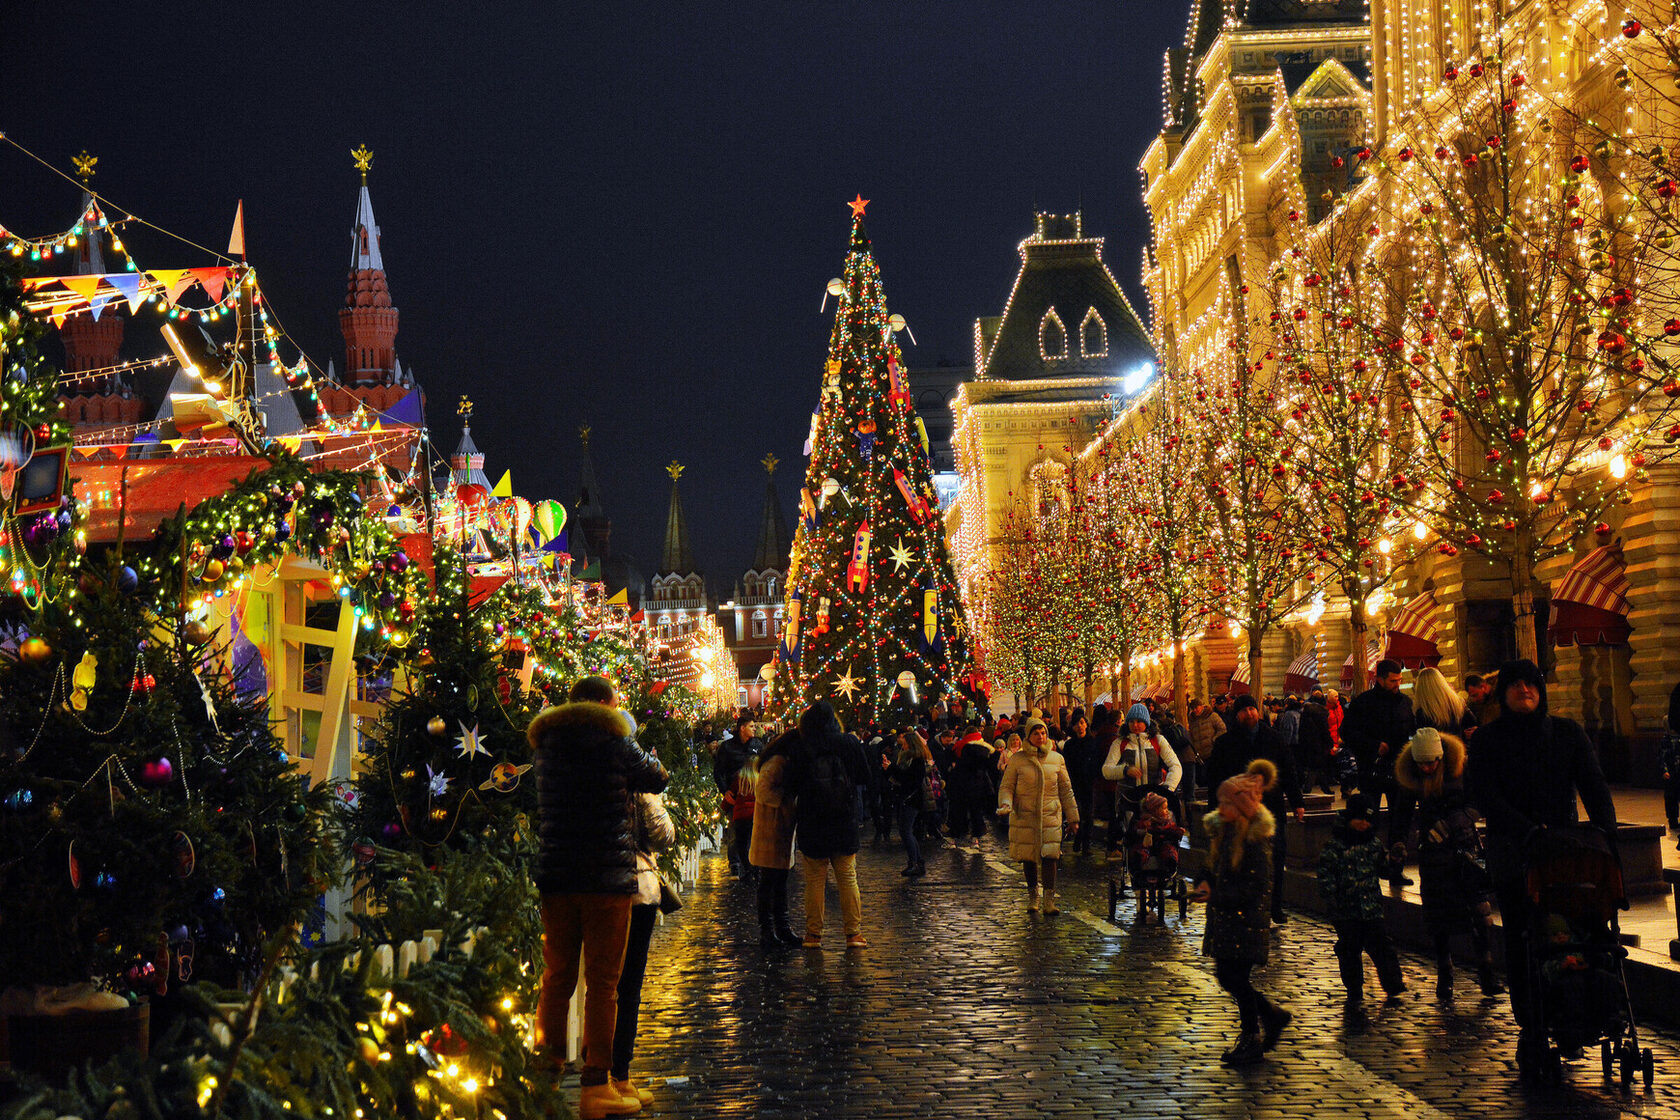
889, 538, 914, 572
832, 665, 861, 701
426, 764, 450, 798
848, 193, 870, 217
454, 721, 487, 760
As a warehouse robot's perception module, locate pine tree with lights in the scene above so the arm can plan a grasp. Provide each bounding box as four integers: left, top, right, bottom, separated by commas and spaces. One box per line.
1350, 42, 1680, 662
770, 199, 970, 728
0, 264, 337, 1000
1079, 459, 1162, 707
1269, 220, 1434, 694
346, 545, 540, 886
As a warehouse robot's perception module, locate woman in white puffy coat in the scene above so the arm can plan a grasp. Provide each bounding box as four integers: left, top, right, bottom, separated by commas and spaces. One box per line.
998, 718, 1080, 914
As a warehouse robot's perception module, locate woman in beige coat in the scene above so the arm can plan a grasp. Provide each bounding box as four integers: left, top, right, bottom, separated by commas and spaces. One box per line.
749, 731, 800, 949
997, 717, 1080, 914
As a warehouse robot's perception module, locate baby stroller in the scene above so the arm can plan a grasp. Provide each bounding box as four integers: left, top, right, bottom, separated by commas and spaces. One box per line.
1107, 783, 1188, 923
1519, 825, 1651, 1087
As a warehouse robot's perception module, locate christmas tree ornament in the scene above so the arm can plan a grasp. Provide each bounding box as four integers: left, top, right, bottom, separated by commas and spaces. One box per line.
184, 619, 212, 645
426, 764, 450, 798
426, 715, 449, 738
19, 637, 51, 664
477, 760, 533, 793
453, 721, 486, 760
140, 756, 174, 787
171, 832, 195, 878
3, 788, 32, 811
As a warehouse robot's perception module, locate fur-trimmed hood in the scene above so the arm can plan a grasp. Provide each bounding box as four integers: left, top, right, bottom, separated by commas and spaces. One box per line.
1394, 730, 1465, 792
1203, 803, 1276, 843
527, 701, 633, 750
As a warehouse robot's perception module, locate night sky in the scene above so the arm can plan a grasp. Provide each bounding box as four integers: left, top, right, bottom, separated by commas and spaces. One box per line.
2, 3, 1179, 586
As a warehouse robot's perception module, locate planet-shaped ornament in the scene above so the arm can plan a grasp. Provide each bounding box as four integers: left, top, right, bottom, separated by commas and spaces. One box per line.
897, 671, 916, 689
116, 566, 139, 594
478, 761, 533, 794
426, 716, 449, 738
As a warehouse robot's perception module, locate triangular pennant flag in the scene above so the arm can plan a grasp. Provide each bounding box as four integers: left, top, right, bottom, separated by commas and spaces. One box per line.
149, 270, 194, 306
165, 439, 187, 451
59, 275, 104, 308
19, 276, 60, 291
577, 559, 601, 581
384, 389, 424, 426
107, 272, 146, 314
492, 470, 513, 498
606, 588, 629, 606
49, 307, 72, 330
190, 267, 227, 303
228, 200, 246, 258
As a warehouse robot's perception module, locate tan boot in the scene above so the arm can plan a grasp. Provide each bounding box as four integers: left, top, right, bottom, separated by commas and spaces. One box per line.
1043, 891, 1060, 916
1028, 887, 1041, 913
613, 1077, 654, 1106
580, 1081, 641, 1118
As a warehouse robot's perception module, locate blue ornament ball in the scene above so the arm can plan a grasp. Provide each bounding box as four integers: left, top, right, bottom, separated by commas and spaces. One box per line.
116, 566, 140, 594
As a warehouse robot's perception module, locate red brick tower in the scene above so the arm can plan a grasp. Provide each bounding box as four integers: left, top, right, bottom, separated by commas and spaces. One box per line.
338, 145, 399, 387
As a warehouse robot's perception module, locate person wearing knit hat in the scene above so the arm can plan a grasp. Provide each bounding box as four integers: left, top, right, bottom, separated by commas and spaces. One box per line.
1189, 759, 1290, 1065
1126, 790, 1184, 912
1205, 693, 1305, 925
1101, 703, 1183, 891
1396, 727, 1500, 1000
997, 715, 1080, 915
1467, 659, 1617, 1069
1316, 791, 1408, 1007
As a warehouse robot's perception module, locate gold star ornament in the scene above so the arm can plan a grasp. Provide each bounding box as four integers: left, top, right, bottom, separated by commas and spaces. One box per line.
832, 665, 861, 701
889, 538, 914, 572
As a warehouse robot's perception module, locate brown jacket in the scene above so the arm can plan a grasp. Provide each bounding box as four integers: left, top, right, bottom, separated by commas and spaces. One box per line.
748, 753, 797, 870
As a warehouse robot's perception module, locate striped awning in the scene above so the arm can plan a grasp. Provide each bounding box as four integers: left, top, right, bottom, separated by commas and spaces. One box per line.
1285, 647, 1319, 694
1340, 640, 1383, 687
1384, 591, 1443, 669
1550, 546, 1631, 646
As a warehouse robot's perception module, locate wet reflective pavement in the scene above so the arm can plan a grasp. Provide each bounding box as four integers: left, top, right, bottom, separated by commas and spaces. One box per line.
620, 831, 1680, 1118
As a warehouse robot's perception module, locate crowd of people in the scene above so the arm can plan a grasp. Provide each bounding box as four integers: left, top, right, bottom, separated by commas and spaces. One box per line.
528, 655, 1638, 1113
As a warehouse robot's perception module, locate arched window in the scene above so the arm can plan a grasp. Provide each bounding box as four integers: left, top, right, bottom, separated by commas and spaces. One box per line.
1080, 309, 1107, 358
751, 610, 769, 639
1040, 309, 1067, 360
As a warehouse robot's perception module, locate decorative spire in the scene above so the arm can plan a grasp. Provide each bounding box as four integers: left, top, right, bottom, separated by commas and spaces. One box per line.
751, 452, 791, 573
352, 144, 373, 184
449, 396, 489, 490
661, 461, 695, 575
340, 147, 398, 387
575, 424, 610, 561
72, 151, 98, 182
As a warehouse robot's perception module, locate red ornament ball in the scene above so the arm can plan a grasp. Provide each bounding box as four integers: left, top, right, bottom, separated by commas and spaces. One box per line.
140, 756, 174, 787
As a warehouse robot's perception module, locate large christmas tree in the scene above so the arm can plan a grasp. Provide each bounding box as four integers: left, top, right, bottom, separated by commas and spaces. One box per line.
770, 199, 969, 728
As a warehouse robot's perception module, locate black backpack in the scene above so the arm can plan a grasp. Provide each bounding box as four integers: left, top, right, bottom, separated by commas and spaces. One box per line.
805, 744, 855, 819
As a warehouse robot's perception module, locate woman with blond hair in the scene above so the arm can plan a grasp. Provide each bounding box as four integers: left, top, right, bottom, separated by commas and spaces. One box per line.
1412, 666, 1477, 739
997, 718, 1079, 914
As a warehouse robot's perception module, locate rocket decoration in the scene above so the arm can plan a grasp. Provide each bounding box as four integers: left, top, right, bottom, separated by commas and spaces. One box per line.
781, 590, 803, 663
888, 353, 911, 408
814, 595, 832, 636
855, 418, 877, 463
914, 415, 930, 455
894, 468, 933, 523
921, 581, 941, 653
800, 487, 819, 530
847, 521, 873, 593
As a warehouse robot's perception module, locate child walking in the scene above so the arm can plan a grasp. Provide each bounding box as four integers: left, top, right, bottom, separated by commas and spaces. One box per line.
722, 763, 757, 884
1191, 759, 1291, 1065
1316, 793, 1408, 1006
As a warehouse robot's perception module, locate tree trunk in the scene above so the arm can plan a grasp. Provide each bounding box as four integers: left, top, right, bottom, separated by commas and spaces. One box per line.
1345, 578, 1370, 694
1172, 649, 1189, 726
1109, 669, 1121, 708
1050, 669, 1063, 726
1083, 662, 1095, 714
1511, 548, 1540, 664
1119, 665, 1131, 709
1247, 638, 1265, 704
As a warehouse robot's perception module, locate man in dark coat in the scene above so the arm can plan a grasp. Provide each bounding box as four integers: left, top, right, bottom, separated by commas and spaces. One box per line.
1206, 694, 1306, 923
786, 701, 871, 948
1298, 693, 1334, 794
528, 675, 668, 1110
1338, 658, 1417, 883
1466, 659, 1617, 1055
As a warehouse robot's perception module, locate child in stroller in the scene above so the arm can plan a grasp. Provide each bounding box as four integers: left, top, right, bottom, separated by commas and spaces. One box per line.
1119, 784, 1187, 922
1520, 825, 1651, 1086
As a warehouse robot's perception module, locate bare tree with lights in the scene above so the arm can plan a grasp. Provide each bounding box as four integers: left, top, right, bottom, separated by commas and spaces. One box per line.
1351, 41, 1680, 662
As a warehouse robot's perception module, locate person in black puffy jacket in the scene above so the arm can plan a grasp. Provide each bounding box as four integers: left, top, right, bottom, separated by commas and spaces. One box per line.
528, 675, 667, 1117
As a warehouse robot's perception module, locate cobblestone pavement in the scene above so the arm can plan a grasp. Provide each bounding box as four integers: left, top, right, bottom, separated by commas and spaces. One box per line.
620, 831, 1680, 1118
